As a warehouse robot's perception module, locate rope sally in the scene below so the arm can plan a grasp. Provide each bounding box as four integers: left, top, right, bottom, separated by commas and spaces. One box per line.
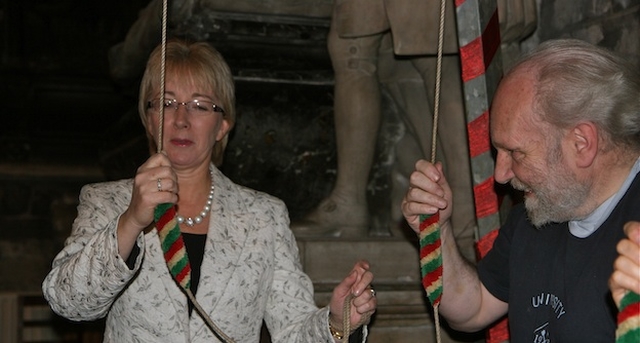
153, 1, 234, 341
418, 0, 447, 342
154, 203, 191, 289
616, 291, 640, 343
419, 212, 443, 341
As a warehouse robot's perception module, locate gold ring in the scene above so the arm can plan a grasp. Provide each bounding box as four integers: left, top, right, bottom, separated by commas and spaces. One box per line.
157, 178, 162, 192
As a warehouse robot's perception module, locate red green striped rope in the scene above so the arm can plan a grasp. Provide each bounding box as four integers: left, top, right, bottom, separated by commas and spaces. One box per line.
154, 202, 235, 343
154, 203, 191, 290
150, 2, 234, 341
419, 213, 443, 307
154, 0, 195, 293
420, 213, 443, 343
616, 291, 640, 343
419, 0, 446, 341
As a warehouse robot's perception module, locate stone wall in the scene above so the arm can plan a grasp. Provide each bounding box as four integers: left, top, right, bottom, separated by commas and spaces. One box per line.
522, 0, 640, 67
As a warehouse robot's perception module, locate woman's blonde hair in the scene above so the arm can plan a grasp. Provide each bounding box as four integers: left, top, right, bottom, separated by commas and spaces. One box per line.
138, 38, 236, 166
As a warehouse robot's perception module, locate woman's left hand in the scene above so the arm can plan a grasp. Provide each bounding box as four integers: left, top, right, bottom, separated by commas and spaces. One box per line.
329, 260, 377, 336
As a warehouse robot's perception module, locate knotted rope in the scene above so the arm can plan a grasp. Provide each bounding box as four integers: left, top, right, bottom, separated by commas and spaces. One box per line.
341, 293, 355, 342
154, 1, 234, 341
339, 291, 373, 342
418, 0, 447, 342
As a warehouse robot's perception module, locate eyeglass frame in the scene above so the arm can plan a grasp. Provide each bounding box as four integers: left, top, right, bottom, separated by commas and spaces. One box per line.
146, 98, 226, 116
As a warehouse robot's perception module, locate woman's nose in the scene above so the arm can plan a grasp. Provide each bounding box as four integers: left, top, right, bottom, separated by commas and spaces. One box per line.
171, 104, 190, 127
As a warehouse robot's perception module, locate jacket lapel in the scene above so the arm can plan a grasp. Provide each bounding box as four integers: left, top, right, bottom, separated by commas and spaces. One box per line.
189, 166, 254, 336
145, 227, 192, 340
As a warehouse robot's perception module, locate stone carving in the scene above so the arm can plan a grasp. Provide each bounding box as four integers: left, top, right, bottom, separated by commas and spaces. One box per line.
290, 0, 537, 254
289, 0, 474, 252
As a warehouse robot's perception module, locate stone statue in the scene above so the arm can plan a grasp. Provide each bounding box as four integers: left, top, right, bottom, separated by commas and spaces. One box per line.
291, 0, 537, 257
291, 0, 474, 248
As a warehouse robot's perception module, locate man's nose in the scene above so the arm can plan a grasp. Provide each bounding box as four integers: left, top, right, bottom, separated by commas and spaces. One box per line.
494, 150, 514, 184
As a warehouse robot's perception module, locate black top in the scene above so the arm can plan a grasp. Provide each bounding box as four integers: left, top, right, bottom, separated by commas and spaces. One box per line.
477, 173, 640, 342
183, 232, 207, 315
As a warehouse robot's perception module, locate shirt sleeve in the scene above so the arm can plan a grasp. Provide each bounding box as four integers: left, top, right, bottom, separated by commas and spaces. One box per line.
477, 204, 526, 303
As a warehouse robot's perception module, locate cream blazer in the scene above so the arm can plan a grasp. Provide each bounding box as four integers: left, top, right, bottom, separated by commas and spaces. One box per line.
43, 165, 352, 342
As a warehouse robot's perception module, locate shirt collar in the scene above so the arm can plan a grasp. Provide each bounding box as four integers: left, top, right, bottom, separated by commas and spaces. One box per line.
569, 157, 640, 238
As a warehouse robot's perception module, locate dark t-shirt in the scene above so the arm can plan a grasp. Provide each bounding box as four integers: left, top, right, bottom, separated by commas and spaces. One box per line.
478, 173, 640, 342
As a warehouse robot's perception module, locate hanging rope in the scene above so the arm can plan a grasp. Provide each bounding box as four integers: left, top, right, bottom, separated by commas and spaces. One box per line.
153, 1, 234, 342
157, 0, 167, 152
418, 0, 447, 342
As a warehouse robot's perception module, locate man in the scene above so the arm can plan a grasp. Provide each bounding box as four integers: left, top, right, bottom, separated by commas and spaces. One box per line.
401, 38, 640, 341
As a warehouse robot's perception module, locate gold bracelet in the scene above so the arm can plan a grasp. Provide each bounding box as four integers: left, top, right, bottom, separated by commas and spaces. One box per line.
329, 323, 344, 340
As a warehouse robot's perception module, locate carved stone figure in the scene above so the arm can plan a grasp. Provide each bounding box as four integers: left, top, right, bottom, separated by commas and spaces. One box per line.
291, 0, 472, 246
291, 0, 537, 261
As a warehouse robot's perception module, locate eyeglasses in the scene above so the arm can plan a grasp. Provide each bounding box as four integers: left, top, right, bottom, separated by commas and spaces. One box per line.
147, 99, 225, 115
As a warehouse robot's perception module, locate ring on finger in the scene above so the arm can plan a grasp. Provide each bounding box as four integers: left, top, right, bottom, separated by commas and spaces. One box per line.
369, 287, 376, 297
157, 178, 162, 192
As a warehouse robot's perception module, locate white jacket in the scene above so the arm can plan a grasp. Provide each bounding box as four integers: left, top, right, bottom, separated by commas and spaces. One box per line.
43, 165, 351, 342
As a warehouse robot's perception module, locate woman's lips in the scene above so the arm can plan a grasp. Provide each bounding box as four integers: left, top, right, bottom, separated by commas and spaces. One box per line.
170, 138, 193, 147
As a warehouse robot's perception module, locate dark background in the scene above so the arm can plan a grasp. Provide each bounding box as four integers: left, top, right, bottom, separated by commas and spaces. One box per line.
0, 0, 347, 221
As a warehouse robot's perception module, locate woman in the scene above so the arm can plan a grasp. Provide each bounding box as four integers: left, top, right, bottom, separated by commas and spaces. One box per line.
43, 39, 376, 342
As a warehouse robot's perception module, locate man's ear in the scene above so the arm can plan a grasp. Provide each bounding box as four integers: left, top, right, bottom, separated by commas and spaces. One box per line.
570, 121, 598, 168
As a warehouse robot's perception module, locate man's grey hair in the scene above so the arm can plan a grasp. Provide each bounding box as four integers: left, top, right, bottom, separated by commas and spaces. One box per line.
509, 38, 640, 153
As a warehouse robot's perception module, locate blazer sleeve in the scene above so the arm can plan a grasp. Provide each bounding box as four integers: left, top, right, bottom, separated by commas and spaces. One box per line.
260, 199, 337, 343
42, 181, 145, 321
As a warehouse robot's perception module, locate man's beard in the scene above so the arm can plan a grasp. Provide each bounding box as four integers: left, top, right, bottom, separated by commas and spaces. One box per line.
511, 161, 590, 228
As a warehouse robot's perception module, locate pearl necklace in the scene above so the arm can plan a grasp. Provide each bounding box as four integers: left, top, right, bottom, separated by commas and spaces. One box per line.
176, 168, 214, 227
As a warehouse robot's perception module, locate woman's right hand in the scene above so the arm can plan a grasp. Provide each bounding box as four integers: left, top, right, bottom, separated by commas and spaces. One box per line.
400, 160, 454, 234
123, 152, 179, 231
117, 152, 178, 259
